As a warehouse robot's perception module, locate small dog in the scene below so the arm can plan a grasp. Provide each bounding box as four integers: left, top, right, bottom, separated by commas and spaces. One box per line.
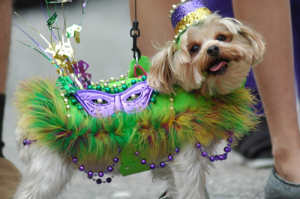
14, 13, 265, 199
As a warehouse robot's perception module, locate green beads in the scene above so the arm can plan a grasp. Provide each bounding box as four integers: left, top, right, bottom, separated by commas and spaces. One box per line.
150, 97, 156, 103
71, 99, 77, 104
87, 85, 93, 90
122, 85, 128, 90
142, 75, 147, 81
131, 79, 137, 85
96, 85, 102, 91
114, 88, 119, 93
105, 87, 111, 93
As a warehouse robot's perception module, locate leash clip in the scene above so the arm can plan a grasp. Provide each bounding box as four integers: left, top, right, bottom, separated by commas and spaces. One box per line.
130, 21, 141, 60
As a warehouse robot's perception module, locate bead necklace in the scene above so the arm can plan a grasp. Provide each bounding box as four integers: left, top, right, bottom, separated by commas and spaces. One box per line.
22, 132, 233, 185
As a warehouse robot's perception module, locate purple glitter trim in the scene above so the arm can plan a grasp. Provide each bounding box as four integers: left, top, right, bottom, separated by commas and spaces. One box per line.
74, 81, 153, 118
171, 0, 206, 29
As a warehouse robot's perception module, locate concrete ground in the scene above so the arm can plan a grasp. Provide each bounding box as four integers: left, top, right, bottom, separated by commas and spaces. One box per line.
3, 1, 277, 198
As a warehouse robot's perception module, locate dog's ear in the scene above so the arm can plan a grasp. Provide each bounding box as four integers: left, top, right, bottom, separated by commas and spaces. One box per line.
238, 25, 266, 67
173, 29, 204, 91
147, 42, 177, 94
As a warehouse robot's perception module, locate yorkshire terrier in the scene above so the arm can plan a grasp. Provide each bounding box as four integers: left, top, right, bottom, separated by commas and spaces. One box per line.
148, 13, 265, 199
14, 12, 265, 199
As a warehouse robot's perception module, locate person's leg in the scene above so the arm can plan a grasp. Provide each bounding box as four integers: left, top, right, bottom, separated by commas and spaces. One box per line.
233, 0, 300, 188
0, 0, 22, 198
0, 0, 11, 158
291, 0, 300, 99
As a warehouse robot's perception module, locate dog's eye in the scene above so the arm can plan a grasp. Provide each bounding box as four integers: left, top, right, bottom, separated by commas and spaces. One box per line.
217, 35, 226, 41
190, 45, 200, 53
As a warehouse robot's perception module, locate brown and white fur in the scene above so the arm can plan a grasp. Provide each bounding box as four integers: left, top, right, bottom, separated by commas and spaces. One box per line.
14, 13, 265, 199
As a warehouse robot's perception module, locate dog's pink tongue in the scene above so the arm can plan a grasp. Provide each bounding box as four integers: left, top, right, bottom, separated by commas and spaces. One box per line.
210, 61, 227, 72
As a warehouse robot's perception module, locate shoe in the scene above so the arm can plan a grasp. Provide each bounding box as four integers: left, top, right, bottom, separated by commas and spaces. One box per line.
235, 116, 274, 169
159, 188, 209, 199
265, 168, 300, 199
0, 158, 22, 199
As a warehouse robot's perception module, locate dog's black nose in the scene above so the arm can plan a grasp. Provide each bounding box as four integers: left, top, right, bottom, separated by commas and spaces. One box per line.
207, 45, 219, 56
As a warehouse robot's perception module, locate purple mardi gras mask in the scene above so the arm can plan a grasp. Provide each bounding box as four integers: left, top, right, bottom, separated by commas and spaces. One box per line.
74, 81, 153, 117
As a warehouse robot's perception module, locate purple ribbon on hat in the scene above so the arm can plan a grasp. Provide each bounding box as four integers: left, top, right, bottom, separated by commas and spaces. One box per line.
171, 0, 206, 29
74, 81, 153, 117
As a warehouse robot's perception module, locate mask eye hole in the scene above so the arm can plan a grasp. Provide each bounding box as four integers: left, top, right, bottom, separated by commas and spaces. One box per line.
126, 93, 141, 101
190, 45, 200, 53
92, 99, 108, 104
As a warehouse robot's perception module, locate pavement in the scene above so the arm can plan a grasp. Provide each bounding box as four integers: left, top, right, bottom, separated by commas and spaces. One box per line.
3, 1, 277, 198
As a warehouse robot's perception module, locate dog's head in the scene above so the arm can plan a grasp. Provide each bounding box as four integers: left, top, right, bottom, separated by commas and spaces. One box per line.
147, 13, 266, 95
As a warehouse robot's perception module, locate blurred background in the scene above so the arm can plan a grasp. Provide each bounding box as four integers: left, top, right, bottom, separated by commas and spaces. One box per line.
4, 1, 272, 198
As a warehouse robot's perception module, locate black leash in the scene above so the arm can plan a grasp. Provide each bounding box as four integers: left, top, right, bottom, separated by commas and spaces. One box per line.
130, 0, 141, 60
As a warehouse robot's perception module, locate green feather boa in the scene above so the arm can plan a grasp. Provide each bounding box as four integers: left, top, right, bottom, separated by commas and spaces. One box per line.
15, 77, 258, 174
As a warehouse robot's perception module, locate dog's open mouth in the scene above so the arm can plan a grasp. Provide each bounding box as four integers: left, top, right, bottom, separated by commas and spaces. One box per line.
208, 60, 228, 75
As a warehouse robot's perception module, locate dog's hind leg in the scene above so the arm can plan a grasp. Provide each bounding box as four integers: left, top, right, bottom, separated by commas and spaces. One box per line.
167, 144, 213, 199
14, 132, 74, 199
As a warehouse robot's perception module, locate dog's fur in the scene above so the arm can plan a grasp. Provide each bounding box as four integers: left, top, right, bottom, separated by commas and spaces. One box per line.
14, 14, 265, 199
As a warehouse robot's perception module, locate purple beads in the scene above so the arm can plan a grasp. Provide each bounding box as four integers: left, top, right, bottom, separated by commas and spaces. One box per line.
107, 166, 113, 172
113, 157, 119, 163
79, 165, 85, 171
23, 139, 34, 146
175, 148, 180, 153
87, 171, 93, 179
219, 155, 224, 160
72, 157, 78, 163
196, 134, 233, 163
150, 164, 156, 170
224, 147, 231, 153
201, 151, 207, 157
98, 171, 104, 177
160, 162, 166, 168
168, 155, 173, 161
106, 178, 112, 183
96, 179, 102, 184
215, 155, 219, 161
118, 148, 122, 153
135, 151, 139, 156
141, 159, 146, 165
209, 156, 215, 162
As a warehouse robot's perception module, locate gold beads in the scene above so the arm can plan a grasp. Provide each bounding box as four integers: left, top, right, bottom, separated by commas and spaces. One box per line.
131, 94, 136, 100
97, 99, 103, 104
170, 97, 174, 110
